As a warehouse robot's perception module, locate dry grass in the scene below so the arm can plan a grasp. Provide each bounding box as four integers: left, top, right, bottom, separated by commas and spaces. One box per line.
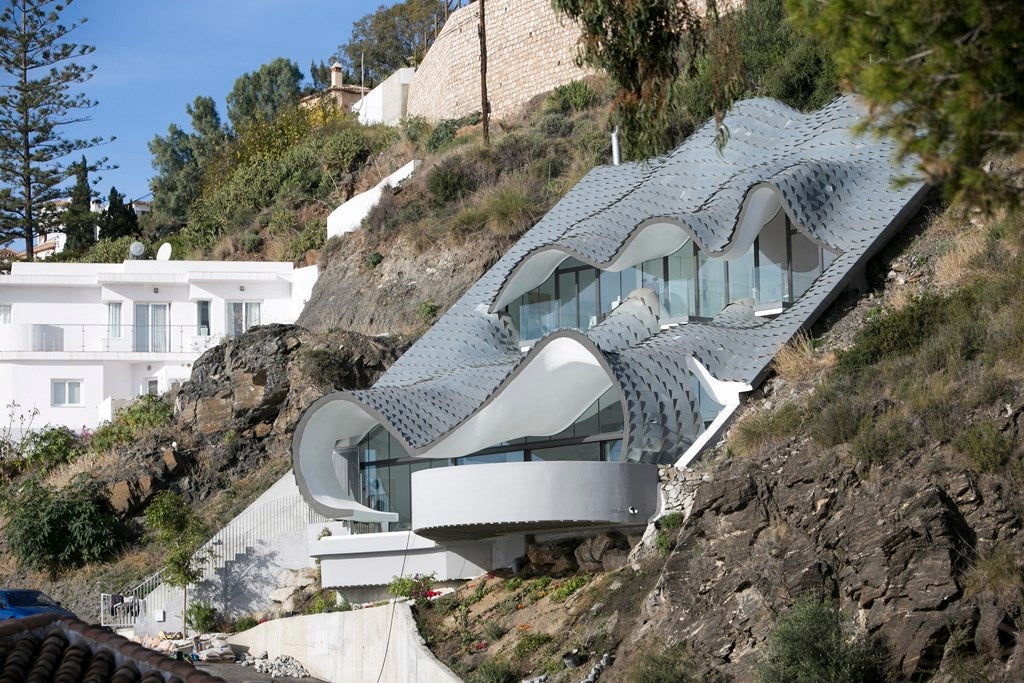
772, 331, 833, 382
212, 234, 238, 260
262, 234, 289, 261
964, 546, 1024, 600
934, 229, 986, 287
44, 450, 118, 489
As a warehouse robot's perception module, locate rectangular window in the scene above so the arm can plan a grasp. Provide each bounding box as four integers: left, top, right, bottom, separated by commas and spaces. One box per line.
134, 304, 169, 352
51, 380, 82, 406
226, 301, 261, 337
106, 302, 121, 338
196, 301, 211, 336
666, 243, 695, 319
0, 304, 10, 324
147, 380, 159, 396
697, 251, 727, 318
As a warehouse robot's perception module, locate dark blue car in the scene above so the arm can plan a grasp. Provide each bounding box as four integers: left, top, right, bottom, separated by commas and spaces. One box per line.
0, 589, 76, 620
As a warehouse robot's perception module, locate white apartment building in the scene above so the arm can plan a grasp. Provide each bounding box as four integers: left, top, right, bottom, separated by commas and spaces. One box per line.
0, 259, 318, 436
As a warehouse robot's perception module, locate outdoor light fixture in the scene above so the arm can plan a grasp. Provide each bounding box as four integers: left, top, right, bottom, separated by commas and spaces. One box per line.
239, 285, 245, 291
153, 287, 159, 293
628, 506, 638, 515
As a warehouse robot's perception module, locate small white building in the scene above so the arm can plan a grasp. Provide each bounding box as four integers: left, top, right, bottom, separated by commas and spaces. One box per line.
0, 258, 318, 436
351, 68, 416, 126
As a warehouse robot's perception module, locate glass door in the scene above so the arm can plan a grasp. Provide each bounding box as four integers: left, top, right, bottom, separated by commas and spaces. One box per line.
134, 304, 169, 352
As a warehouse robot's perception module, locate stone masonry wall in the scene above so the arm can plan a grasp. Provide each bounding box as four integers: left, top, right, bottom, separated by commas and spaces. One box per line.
407, 0, 590, 121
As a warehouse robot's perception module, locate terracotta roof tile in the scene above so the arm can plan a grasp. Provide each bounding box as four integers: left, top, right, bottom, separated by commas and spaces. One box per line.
0, 614, 223, 683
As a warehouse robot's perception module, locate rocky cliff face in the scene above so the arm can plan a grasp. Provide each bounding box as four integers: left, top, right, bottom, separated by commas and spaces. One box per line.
627, 424, 1024, 681
94, 324, 406, 515
297, 230, 509, 336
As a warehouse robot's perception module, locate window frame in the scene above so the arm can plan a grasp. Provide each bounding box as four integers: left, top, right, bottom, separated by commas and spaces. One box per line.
106, 302, 122, 338
0, 304, 10, 324
51, 379, 83, 407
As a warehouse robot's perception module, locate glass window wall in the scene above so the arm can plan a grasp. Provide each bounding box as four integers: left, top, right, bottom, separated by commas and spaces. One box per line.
505, 216, 837, 341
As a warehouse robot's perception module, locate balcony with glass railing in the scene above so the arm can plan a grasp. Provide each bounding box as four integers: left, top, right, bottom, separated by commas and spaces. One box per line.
0, 323, 219, 354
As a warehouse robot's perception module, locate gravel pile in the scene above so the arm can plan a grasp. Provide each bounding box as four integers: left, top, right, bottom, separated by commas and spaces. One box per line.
238, 652, 310, 678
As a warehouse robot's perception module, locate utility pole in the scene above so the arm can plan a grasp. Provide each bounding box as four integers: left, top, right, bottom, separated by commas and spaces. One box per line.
478, 0, 490, 145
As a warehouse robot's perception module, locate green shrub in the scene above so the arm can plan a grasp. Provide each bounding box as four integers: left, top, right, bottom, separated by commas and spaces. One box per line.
426, 112, 481, 152
418, 300, 440, 324
629, 644, 696, 683
239, 230, 262, 252
366, 251, 384, 268
835, 293, 959, 376
387, 572, 437, 604
525, 575, 553, 602
953, 421, 1014, 473
4, 477, 124, 577
547, 80, 598, 114
850, 411, 918, 463
289, 217, 324, 258
471, 659, 517, 683
186, 600, 219, 633
732, 402, 803, 454
479, 178, 541, 237
20, 425, 83, 473
808, 392, 865, 447
757, 595, 887, 683
660, 511, 684, 530
551, 574, 590, 602
427, 158, 475, 205
503, 576, 523, 592
233, 615, 259, 632
90, 394, 173, 451
483, 620, 508, 640
537, 112, 574, 137
655, 531, 675, 556
513, 632, 554, 658
399, 116, 432, 146
71, 236, 148, 263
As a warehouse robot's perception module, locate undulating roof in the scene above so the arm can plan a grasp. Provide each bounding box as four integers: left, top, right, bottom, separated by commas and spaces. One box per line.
299, 96, 928, 470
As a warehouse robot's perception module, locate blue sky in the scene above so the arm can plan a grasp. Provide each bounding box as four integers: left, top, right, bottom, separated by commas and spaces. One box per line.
68, 0, 396, 203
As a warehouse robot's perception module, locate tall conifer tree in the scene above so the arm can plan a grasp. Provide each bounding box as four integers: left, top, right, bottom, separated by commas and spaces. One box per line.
61, 155, 94, 252
0, 0, 108, 258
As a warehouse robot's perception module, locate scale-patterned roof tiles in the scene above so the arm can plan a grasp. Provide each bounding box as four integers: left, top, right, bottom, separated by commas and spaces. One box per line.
312, 96, 928, 464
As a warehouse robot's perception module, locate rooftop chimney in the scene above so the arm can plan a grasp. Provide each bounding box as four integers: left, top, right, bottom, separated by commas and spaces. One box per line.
330, 63, 344, 89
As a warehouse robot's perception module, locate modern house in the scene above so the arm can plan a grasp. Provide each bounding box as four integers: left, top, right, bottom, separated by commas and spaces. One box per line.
0, 258, 318, 436
292, 96, 929, 593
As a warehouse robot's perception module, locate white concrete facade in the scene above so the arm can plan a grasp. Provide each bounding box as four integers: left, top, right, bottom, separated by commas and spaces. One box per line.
352, 67, 416, 126
0, 259, 318, 435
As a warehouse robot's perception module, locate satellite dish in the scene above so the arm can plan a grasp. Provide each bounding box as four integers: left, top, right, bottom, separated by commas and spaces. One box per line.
128, 241, 145, 259
156, 242, 172, 261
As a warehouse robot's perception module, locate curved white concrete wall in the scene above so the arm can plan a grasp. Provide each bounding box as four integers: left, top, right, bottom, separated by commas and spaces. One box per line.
411, 461, 658, 538
228, 605, 461, 683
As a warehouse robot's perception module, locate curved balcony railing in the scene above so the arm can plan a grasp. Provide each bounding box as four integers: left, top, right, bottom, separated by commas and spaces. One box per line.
410, 460, 659, 542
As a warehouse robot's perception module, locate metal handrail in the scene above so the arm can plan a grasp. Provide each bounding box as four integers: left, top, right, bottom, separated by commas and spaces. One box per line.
99, 494, 333, 629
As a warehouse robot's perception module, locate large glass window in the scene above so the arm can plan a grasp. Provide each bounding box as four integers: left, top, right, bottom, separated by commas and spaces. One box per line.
106, 302, 121, 338
134, 304, 168, 352
0, 304, 9, 324
196, 301, 211, 336
756, 211, 788, 305
697, 251, 727, 317
503, 212, 837, 336
666, 244, 694, 319
227, 301, 261, 337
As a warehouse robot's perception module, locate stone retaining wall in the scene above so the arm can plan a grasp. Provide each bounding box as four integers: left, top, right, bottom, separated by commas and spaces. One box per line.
407, 0, 590, 121
659, 465, 706, 519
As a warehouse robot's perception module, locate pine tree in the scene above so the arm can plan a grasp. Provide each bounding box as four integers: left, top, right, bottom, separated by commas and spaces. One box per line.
0, 0, 108, 259
97, 186, 138, 241
61, 156, 95, 253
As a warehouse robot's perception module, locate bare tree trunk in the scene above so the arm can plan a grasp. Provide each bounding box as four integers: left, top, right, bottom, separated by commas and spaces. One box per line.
478, 0, 489, 146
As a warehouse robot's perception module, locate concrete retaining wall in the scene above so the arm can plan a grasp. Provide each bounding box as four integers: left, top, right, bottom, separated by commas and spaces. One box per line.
228, 604, 461, 683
